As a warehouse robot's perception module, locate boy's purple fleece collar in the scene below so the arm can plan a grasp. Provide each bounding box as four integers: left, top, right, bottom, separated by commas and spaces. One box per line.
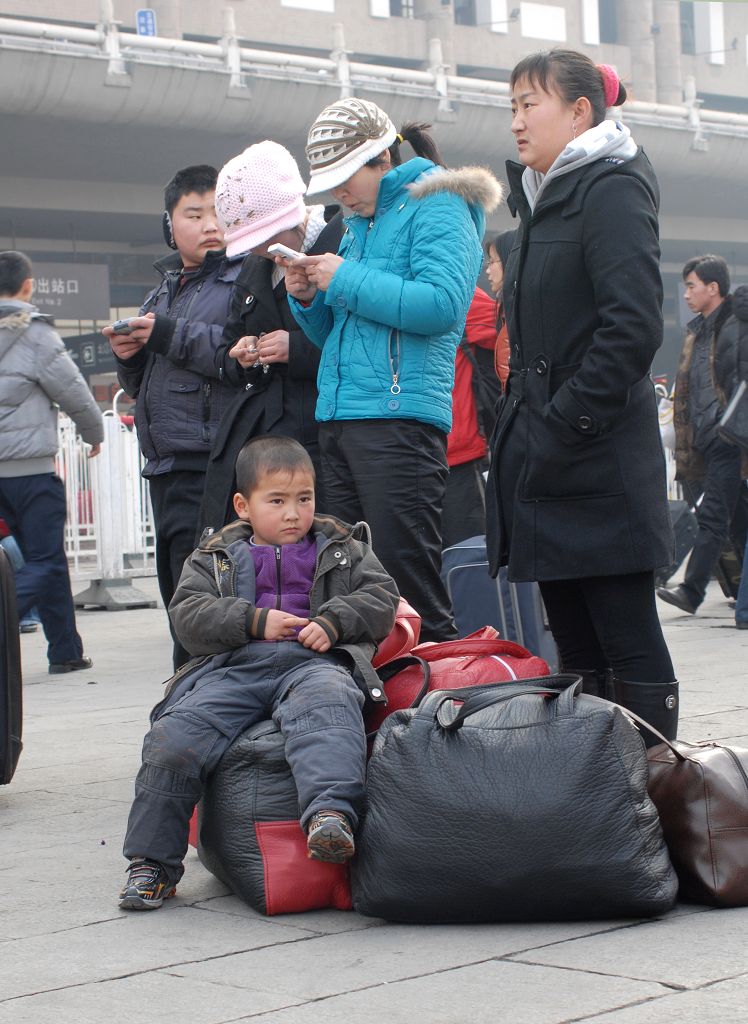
249, 534, 317, 619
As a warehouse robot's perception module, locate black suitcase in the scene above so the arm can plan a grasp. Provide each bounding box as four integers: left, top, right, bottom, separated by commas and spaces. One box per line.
655, 499, 699, 587
0, 547, 23, 785
442, 536, 559, 671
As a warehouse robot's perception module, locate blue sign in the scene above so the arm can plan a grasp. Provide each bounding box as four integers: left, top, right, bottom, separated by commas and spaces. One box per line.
136, 9, 158, 36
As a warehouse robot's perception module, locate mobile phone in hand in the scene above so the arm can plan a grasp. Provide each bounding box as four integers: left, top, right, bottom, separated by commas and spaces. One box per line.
267, 243, 304, 262
111, 318, 135, 335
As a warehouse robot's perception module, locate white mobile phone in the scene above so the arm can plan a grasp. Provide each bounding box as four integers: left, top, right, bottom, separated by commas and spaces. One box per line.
267, 243, 304, 261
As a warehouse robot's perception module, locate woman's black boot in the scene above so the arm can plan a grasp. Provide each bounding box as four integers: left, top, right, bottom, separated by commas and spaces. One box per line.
612, 678, 679, 748
566, 668, 615, 701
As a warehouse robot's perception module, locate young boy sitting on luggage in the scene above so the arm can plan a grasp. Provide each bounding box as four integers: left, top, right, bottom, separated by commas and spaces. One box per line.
119, 435, 399, 910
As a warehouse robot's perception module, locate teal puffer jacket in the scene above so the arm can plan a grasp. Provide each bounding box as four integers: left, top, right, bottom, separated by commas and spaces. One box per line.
289, 158, 502, 434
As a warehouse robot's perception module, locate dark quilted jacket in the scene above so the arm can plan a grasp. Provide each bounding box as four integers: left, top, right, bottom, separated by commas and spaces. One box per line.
116, 249, 242, 476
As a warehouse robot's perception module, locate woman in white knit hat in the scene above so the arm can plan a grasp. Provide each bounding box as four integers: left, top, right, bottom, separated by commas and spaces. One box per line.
283, 98, 503, 642
198, 140, 345, 532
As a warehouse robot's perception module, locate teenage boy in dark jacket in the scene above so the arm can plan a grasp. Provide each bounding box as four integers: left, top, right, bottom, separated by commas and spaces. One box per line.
103, 165, 242, 669
658, 255, 747, 615
118, 435, 399, 910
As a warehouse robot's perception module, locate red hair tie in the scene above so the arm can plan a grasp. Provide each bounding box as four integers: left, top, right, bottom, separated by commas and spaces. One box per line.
597, 63, 620, 108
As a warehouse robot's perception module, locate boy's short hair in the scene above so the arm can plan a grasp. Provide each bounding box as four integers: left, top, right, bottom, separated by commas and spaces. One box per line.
236, 436, 315, 496
0, 250, 33, 298
682, 255, 730, 298
164, 165, 218, 215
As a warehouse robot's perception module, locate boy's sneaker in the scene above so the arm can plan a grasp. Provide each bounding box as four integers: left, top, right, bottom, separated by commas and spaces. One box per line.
306, 810, 355, 863
118, 858, 176, 910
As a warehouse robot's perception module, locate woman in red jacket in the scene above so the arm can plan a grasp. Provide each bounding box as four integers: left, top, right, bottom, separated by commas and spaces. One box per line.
442, 286, 500, 548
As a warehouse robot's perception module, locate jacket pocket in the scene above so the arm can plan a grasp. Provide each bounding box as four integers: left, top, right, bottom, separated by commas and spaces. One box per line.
522, 405, 625, 501
164, 379, 202, 439
345, 322, 391, 394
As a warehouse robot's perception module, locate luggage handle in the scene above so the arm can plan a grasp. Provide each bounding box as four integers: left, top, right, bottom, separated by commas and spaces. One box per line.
435, 675, 582, 731
594, 699, 691, 763
413, 636, 537, 662
374, 655, 432, 707
365, 656, 433, 743
431, 679, 698, 763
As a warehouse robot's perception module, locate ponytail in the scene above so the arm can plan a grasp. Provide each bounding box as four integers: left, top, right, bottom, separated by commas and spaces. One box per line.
367, 120, 446, 170
392, 122, 445, 167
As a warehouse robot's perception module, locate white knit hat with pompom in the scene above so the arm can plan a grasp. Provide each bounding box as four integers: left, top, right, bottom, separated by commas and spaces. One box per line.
215, 141, 307, 258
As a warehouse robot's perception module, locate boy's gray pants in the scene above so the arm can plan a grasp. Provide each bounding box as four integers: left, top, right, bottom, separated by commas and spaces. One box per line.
123, 642, 366, 883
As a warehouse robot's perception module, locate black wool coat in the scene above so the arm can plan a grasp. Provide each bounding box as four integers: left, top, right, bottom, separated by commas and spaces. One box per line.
486, 151, 673, 581
198, 210, 344, 535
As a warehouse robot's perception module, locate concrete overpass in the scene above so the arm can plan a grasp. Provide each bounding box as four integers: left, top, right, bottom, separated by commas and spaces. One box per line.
1, 9, 747, 377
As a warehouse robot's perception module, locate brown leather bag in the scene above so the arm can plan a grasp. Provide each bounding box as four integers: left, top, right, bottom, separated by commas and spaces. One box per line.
645, 731, 748, 907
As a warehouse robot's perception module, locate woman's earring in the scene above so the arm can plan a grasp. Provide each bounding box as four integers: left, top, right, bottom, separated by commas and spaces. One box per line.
571, 120, 577, 139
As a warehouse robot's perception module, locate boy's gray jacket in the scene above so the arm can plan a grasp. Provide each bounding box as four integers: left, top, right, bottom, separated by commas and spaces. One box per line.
0, 301, 104, 476
162, 515, 400, 712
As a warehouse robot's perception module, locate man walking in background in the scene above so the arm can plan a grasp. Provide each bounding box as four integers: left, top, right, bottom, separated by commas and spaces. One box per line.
657, 255, 746, 615
0, 250, 103, 673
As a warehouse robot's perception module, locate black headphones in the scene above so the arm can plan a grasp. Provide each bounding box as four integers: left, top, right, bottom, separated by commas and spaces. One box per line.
162, 211, 177, 250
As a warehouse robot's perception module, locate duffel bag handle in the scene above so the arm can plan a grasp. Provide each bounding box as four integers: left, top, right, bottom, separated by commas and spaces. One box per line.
365, 656, 433, 743
374, 655, 432, 707
412, 636, 538, 662
596, 699, 688, 763
435, 675, 582, 731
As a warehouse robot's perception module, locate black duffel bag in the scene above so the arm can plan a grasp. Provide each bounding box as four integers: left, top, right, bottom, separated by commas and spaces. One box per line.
197, 720, 352, 916
352, 676, 678, 923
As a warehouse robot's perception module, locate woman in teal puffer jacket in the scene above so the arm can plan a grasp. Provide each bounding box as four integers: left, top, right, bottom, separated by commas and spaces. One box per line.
285, 98, 502, 640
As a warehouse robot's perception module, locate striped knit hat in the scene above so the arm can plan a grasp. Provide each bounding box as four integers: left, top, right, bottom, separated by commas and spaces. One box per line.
305, 98, 397, 195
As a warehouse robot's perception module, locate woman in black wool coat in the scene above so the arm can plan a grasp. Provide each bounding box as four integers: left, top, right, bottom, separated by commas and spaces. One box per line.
486, 48, 678, 744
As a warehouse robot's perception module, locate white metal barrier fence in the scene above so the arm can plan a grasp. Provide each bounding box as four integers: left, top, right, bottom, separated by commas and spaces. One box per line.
55, 396, 157, 608
657, 385, 682, 502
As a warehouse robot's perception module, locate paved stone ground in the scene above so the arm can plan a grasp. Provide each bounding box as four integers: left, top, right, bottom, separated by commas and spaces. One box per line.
1, 575, 746, 1024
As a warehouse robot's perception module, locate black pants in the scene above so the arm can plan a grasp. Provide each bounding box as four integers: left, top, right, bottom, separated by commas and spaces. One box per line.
148, 470, 206, 670
442, 458, 486, 550
0, 474, 84, 665
682, 439, 743, 608
538, 572, 675, 684
318, 419, 457, 642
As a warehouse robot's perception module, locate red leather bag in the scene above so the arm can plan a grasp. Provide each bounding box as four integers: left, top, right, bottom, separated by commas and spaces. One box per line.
372, 598, 421, 668
364, 626, 551, 735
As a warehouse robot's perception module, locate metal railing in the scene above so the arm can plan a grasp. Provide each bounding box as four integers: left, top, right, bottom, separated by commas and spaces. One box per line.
55, 397, 156, 581
2, 9, 748, 138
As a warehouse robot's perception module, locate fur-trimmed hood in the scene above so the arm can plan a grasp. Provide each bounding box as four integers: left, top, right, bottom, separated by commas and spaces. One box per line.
0, 301, 50, 361
408, 165, 504, 214
0, 308, 32, 333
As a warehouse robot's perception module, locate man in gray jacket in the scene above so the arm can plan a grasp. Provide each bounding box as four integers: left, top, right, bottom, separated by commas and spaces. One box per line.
0, 251, 104, 673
